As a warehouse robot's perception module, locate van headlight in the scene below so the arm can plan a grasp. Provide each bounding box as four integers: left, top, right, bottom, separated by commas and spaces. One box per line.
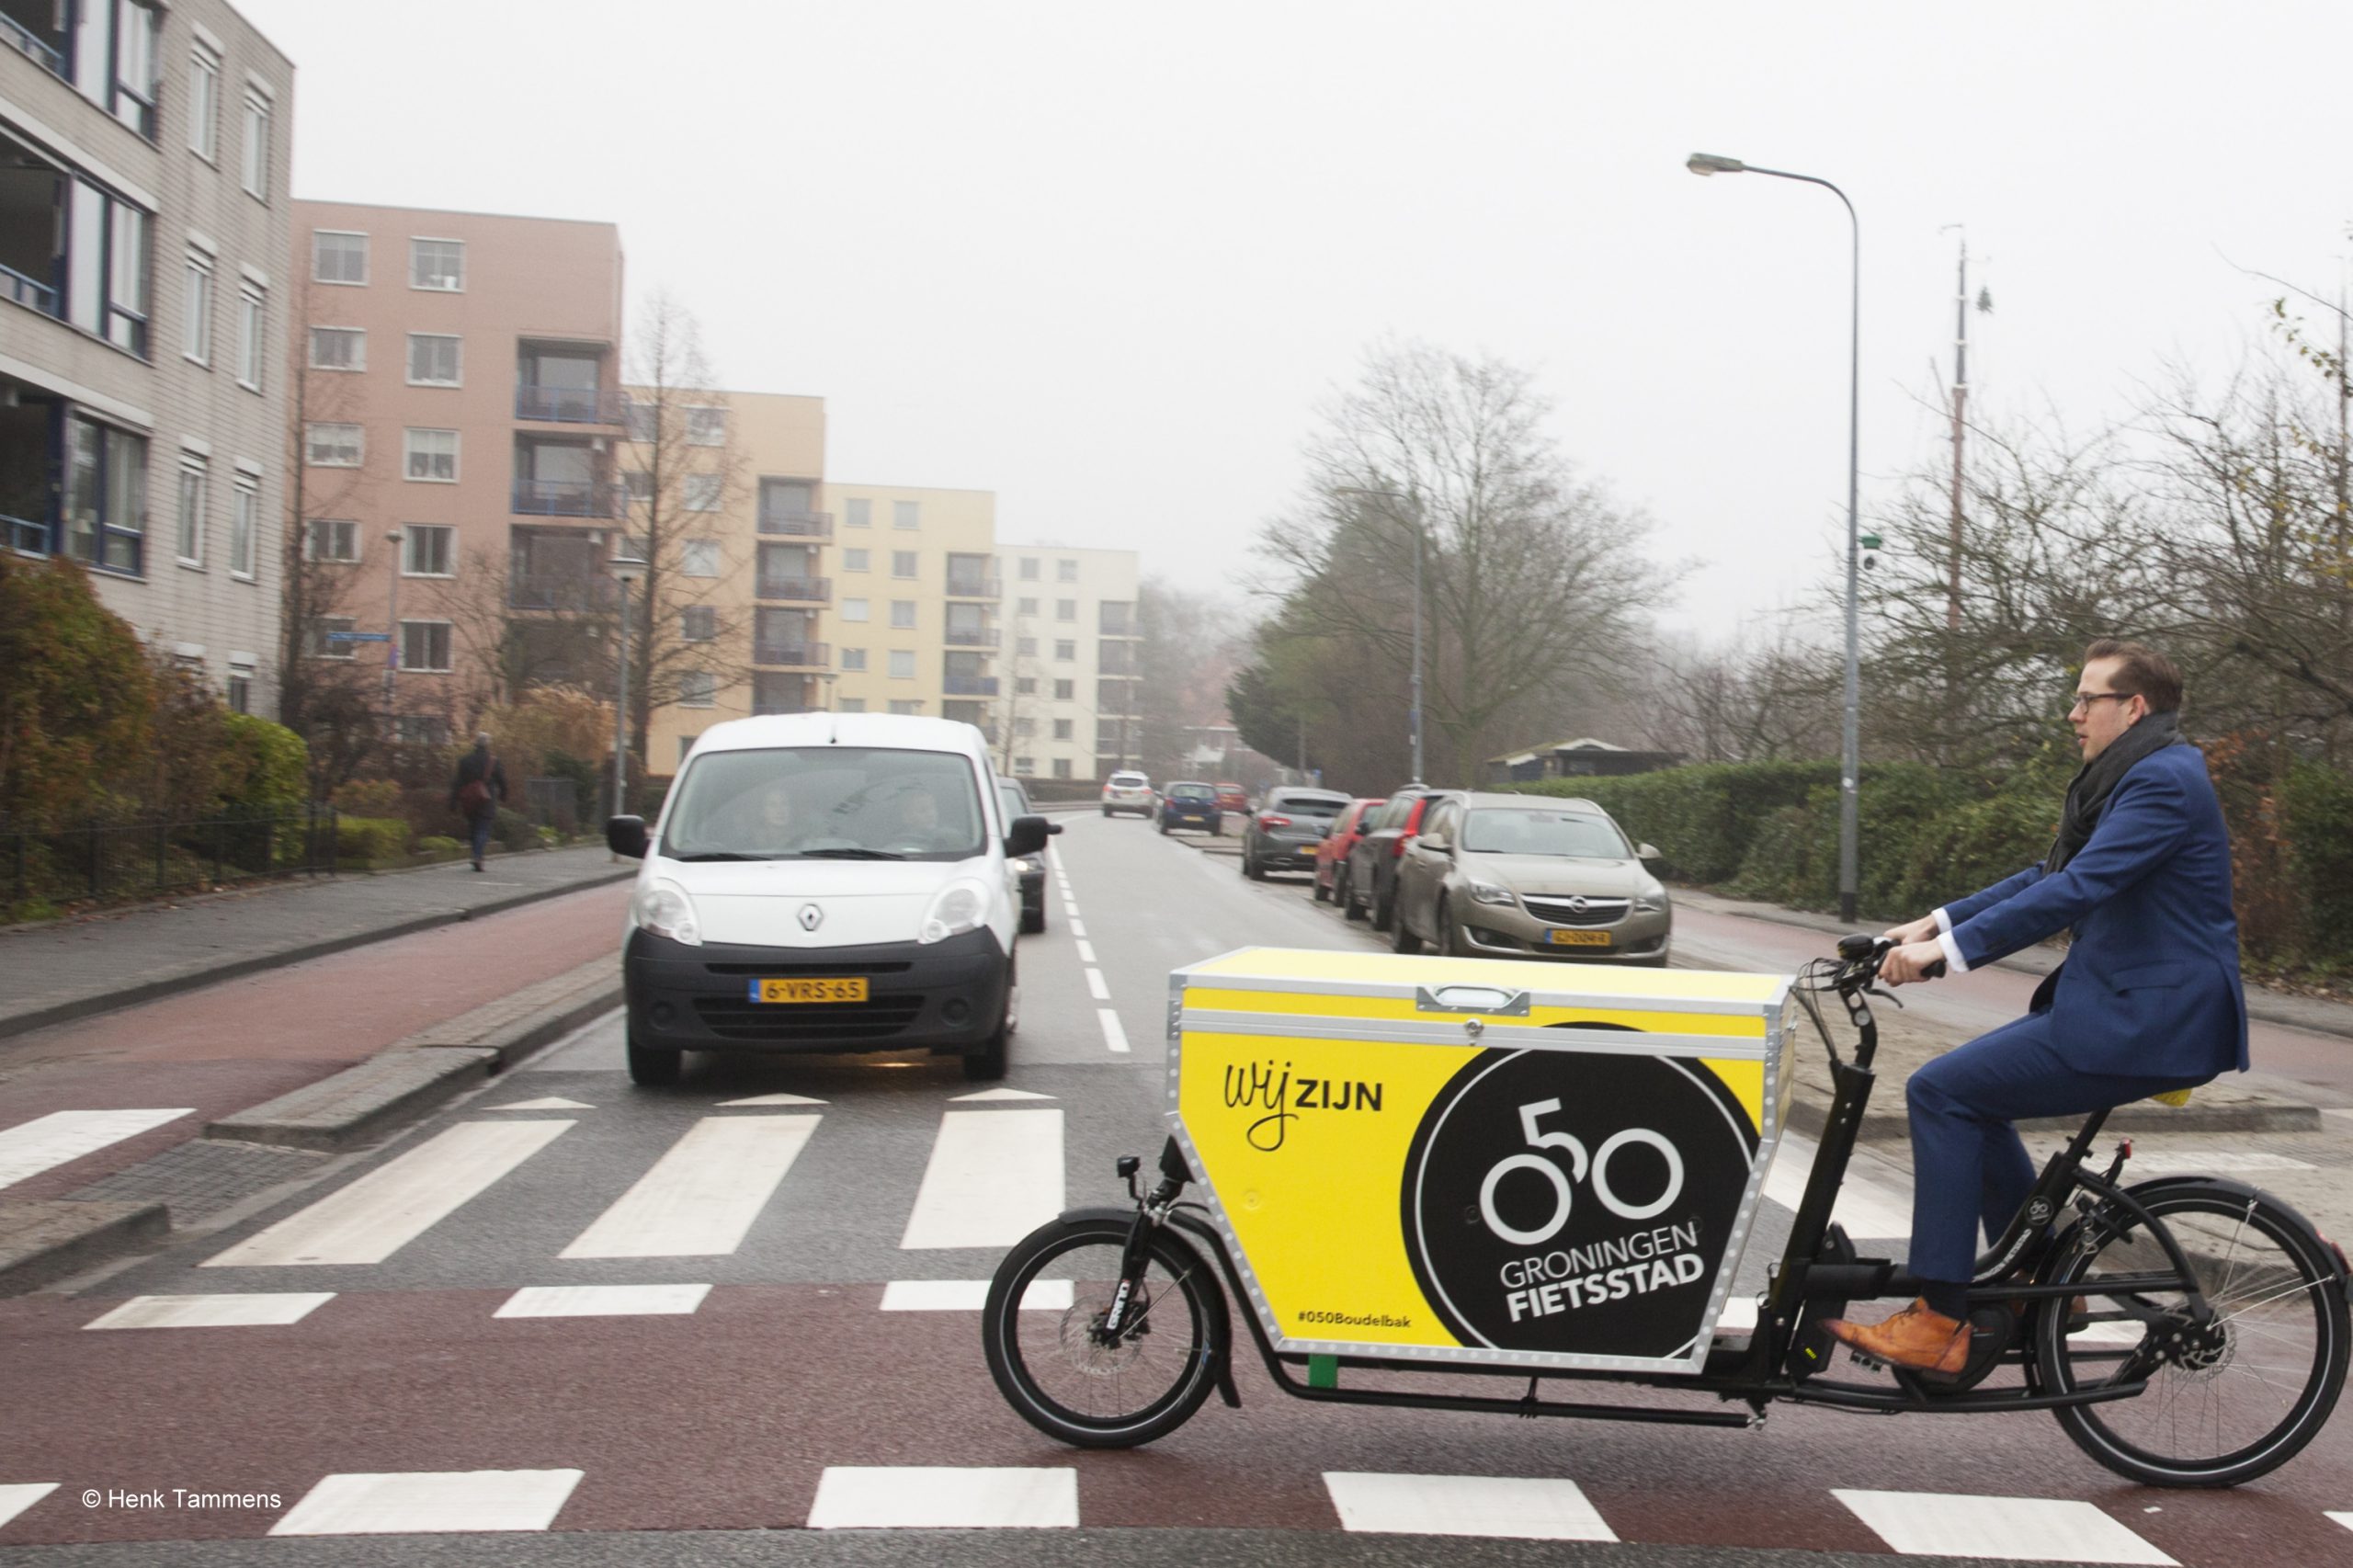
633, 881, 701, 946
919, 878, 993, 944
1467, 879, 1517, 907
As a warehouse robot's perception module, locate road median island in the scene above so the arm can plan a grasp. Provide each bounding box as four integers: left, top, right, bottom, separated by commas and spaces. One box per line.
0, 1198, 168, 1295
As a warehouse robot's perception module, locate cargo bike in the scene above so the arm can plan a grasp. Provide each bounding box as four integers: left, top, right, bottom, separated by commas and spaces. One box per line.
982, 938, 2351, 1486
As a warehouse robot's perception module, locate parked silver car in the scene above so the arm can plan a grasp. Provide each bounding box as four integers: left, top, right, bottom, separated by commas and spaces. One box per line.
1388, 792, 1670, 965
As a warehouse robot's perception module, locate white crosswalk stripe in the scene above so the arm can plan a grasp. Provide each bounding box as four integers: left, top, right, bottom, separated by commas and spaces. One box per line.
84, 1293, 335, 1330
270, 1470, 583, 1535
1834, 1489, 2176, 1564
0, 1484, 58, 1530
899, 1108, 1063, 1249
495, 1284, 710, 1317
0, 1108, 192, 1190
879, 1278, 1072, 1311
561, 1117, 818, 1258
807, 1466, 1076, 1529
1324, 1472, 1618, 1540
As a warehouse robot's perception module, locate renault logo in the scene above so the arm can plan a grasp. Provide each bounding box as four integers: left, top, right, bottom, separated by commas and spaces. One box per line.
799, 903, 824, 932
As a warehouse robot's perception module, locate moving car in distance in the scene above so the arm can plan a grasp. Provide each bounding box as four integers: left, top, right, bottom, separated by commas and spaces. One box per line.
1387, 791, 1670, 965
1212, 781, 1249, 814
1342, 787, 1457, 930
1158, 780, 1222, 835
999, 777, 1062, 934
1241, 787, 1351, 880
1101, 770, 1155, 818
1313, 797, 1387, 905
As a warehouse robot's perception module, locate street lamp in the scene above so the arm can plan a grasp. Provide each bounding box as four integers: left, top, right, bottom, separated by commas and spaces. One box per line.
1335, 485, 1427, 785
1688, 151, 1864, 923
610, 551, 647, 817
382, 528, 404, 745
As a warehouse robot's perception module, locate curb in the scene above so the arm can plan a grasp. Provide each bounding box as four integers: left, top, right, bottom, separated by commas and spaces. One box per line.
0, 1199, 169, 1297
0, 867, 635, 1042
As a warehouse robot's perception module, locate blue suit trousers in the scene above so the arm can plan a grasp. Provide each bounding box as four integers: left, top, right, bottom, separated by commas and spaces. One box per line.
1904, 1011, 2210, 1285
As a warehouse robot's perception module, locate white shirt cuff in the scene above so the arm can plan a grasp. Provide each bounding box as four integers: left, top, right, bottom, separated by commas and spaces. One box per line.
1936, 929, 1971, 974
1933, 905, 1953, 936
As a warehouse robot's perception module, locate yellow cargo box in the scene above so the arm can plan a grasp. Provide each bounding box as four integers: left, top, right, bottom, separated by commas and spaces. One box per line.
1166, 947, 1798, 1377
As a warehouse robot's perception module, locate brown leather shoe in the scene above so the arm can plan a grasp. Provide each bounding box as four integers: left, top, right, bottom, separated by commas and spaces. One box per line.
1823, 1298, 1971, 1374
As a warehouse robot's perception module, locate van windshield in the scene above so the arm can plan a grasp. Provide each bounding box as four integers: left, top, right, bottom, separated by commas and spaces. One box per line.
661, 746, 987, 862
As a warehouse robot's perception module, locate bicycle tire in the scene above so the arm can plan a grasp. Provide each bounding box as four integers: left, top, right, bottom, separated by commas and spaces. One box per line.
982, 1214, 1228, 1449
2033, 1178, 2349, 1487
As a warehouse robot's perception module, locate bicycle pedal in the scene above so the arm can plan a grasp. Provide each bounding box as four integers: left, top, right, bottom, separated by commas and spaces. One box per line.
1848, 1348, 1886, 1372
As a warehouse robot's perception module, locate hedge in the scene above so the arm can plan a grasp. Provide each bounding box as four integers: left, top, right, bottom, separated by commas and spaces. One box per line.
335, 815, 410, 864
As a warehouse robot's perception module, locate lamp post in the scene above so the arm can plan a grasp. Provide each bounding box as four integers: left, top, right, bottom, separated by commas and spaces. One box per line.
1687, 151, 1863, 922
382, 528, 404, 744
610, 551, 647, 817
1335, 485, 1426, 785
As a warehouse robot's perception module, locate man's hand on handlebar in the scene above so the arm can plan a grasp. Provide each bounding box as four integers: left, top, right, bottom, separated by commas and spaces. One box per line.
1881, 939, 1949, 986
1882, 914, 1940, 947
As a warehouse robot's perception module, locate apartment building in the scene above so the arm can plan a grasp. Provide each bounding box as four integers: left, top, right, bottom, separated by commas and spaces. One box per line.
642, 389, 827, 770
995, 543, 1141, 781
285, 199, 624, 742
823, 483, 1001, 736
2, 0, 291, 713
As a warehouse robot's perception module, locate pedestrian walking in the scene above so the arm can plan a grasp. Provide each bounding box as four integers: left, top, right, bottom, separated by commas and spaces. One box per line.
448, 733, 509, 872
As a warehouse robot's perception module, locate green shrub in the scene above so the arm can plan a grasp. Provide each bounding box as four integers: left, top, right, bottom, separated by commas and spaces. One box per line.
415, 835, 463, 855
216, 711, 308, 812
491, 807, 536, 853
335, 815, 410, 864
2283, 761, 2353, 961
334, 778, 405, 817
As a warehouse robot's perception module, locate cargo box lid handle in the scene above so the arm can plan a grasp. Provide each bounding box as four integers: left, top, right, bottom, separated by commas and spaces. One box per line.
1415, 984, 1530, 1017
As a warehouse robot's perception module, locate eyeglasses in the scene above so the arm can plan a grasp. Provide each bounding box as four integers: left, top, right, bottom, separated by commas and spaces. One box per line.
2069, 690, 2136, 714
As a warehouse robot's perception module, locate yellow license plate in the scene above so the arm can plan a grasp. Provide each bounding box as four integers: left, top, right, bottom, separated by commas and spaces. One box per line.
1545, 929, 1611, 948
749, 977, 870, 1004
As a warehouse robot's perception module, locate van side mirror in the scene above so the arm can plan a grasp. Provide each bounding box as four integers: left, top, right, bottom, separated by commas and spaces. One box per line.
1006, 814, 1052, 858
607, 815, 649, 858
1637, 842, 1661, 861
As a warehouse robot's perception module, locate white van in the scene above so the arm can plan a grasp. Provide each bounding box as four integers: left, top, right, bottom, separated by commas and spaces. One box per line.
606, 712, 1054, 1085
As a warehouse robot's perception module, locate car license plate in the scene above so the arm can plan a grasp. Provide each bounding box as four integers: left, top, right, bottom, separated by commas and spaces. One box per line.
1545, 929, 1611, 948
749, 977, 869, 1004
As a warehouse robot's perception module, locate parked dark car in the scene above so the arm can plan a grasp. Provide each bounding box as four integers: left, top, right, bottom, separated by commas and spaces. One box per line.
1343, 788, 1458, 930
1242, 788, 1351, 879
1158, 780, 1222, 835
1313, 797, 1387, 906
999, 778, 1060, 934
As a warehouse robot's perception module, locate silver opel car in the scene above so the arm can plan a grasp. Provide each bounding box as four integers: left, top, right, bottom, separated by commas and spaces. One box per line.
1388, 792, 1671, 965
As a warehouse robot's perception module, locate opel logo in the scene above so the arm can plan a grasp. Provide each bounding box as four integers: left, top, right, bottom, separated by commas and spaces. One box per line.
1566, 896, 1589, 915
799, 903, 824, 932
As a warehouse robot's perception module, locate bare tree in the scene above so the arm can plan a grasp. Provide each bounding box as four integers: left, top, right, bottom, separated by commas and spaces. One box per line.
1642, 623, 1839, 765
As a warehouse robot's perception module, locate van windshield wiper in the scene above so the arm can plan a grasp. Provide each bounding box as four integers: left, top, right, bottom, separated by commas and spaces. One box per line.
669, 850, 769, 861
797, 847, 908, 860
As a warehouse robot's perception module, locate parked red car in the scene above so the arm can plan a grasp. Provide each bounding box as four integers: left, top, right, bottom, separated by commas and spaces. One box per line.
1213, 782, 1249, 814
1313, 797, 1388, 906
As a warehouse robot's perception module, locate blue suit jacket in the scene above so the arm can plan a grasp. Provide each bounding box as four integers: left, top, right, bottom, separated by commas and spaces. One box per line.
1942, 744, 2248, 1078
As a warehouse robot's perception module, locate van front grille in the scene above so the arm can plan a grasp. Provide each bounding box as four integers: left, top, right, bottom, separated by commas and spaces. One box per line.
692, 993, 925, 1041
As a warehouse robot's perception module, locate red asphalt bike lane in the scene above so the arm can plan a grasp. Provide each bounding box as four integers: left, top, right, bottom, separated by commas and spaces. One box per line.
0, 881, 631, 1198
0, 1285, 2347, 1558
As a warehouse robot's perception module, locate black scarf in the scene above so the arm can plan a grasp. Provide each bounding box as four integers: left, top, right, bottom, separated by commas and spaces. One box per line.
2046, 710, 2184, 874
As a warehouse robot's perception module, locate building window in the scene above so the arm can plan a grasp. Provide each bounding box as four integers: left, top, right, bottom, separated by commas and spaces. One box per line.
844, 548, 870, 572
226, 672, 250, 713
63, 417, 144, 574
888, 649, 915, 679
1057, 559, 1078, 582
686, 406, 727, 446
888, 699, 921, 715
1055, 598, 1076, 621
237, 285, 264, 389
1017, 597, 1038, 616
181, 255, 211, 364
1052, 758, 1074, 779
682, 473, 722, 512
112, 2, 159, 137
892, 499, 919, 529
308, 326, 364, 370
841, 647, 868, 671
1017, 636, 1037, 657
313, 230, 367, 284
108, 199, 149, 356
306, 519, 359, 562
840, 597, 871, 623
1018, 557, 1039, 580
230, 475, 258, 579
175, 460, 206, 566
1054, 719, 1074, 741
401, 524, 453, 577
845, 497, 870, 528
681, 538, 720, 577
410, 238, 463, 290
624, 401, 657, 443
305, 423, 363, 467
61, 180, 149, 354
1054, 678, 1074, 700
618, 471, 654, 509
394, 714, 449, 746
891, 551, 918, 578
837, 698, 867, 712
1014, 756, 1034, 775
312, 617, 357, 658
1013, 718, 1035, 739
889, 600, 916, 630
1055, 641, 1074, 661
188, 46, 220, 162
399, 620, 452, 672
406, 333, 461, 386
678, 670, 715, 708
241, 88, 271, 199
681, 605, 716, 642
404, 428, 459, 483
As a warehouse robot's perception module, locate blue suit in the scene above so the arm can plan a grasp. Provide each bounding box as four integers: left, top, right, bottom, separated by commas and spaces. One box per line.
1904, 743, 2246, 1285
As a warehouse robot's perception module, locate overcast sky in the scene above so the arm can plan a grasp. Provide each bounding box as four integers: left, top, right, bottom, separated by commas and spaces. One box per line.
236, 0, 2353, 638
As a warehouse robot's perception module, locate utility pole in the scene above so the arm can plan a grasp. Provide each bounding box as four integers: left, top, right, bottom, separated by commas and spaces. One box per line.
382, 528, 403, 745
1946, 231, 1969, 635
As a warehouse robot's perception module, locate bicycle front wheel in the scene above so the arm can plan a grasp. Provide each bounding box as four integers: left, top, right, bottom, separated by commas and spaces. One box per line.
982, 1215, 1228, 1449
2034, 1180, 2349, 1487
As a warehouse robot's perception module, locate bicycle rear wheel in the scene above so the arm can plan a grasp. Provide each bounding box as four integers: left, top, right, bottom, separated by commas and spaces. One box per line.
2034, 1180, 2349, 1486
982, 1215, 1228, 1449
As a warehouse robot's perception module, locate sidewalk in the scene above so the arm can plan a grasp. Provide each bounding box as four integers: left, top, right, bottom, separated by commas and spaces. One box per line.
0, 845, 634, 1040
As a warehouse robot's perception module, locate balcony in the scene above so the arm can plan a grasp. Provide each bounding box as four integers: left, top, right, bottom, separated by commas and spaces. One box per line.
5, 509, 50, 555
757, 508, 834, 540
512, 479, 616, 518
944, 626, 1000, 648
755, 574, 830, 604
943, 675, 1000, 697
509, 574, 615, 612
945, 574, 1001, 600
0, 261, 58, 320
753, 640, 829, 669
514, 384, 625, 425
0, 9, 64, 77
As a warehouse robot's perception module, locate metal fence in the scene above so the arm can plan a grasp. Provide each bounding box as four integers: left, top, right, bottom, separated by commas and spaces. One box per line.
4, 808, 339, 912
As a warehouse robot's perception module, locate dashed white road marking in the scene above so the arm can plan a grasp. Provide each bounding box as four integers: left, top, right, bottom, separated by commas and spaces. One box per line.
84, 1293, 335, 1330
561, 1117, 818, 1258
1069, 918, 1086, 937
483, 1097, 594, 1112
807, 1466, 1077, 1528
951, 1087, 1054, 1102
494, 1284, 710, 1318
1097, 1008, 1131, 1054
1324, 1472, 1618, 1540
0, 1109, 193, 1191
0, 1485, 59, 1529
715, 1092, 827, 1107
1074, 939, 1097, 963
270, 1470, 584, 1535
879, 1278, 1073, 1311
899, 1109, 1063, 1249
1833, 1490, 2176, 1564
1084, 969, 1110, 1001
